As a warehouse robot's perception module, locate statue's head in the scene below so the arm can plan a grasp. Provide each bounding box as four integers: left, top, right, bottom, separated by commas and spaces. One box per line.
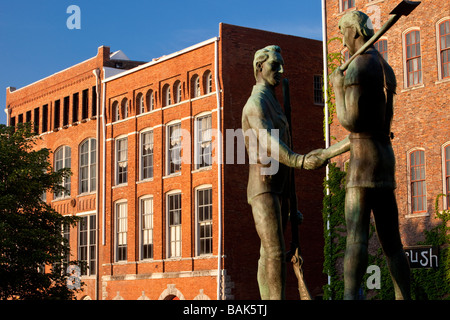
338, 11, 374, 55
338, 11, 374, 42
253, 45, 284, 86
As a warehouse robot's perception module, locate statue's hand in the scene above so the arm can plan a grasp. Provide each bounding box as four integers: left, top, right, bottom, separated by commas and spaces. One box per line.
303, 149, 328, 170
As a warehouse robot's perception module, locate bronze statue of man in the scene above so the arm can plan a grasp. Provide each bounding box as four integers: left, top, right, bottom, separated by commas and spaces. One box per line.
241, 45, 322, 300
313, 11, 411, 300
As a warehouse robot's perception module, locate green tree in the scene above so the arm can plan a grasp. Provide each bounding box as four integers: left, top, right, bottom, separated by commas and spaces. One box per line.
0, 123, 79, 299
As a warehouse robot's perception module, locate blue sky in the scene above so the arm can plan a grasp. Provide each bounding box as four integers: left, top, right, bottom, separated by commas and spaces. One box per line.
0, 0, 324, 125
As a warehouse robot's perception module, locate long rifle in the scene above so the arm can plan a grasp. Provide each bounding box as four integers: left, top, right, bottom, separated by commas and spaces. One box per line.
283, 78, 311, 300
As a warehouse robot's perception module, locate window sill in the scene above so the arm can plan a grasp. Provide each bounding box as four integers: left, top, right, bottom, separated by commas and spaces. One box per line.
163, 172, 181, 179
337, 7, 356, 16
112, 183, 128, 189
136, 178, 154, 184
192, 166, 212, 174
435, 78, 450, 85
401, 84, 425, 93
365, 0, 385, 6
77, 191, 97, 197
51, 196, 71, 203
405, 212, 430, 219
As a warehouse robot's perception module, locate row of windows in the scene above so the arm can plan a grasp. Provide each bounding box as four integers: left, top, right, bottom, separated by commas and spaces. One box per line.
111, 70, 213, 122
51, 114, 212, 199
114, 113, 212, 186
408, 145, 450, 215
68, 187, 213, 275
10, 86, 97, 135
64, 188, 213, 275
51, 139, 96, 199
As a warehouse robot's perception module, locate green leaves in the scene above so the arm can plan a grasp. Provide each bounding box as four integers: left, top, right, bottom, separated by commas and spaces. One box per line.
0, 123, 79, 300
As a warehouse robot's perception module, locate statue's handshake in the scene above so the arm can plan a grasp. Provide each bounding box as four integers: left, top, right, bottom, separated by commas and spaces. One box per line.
303, 149, 328, 170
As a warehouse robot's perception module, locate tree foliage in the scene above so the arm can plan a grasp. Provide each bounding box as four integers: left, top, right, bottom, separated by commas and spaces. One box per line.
0, 123, 78, 299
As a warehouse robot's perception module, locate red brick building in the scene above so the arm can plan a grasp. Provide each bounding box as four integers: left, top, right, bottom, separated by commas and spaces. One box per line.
5, 23, 326, 300
325, 0, 450, 247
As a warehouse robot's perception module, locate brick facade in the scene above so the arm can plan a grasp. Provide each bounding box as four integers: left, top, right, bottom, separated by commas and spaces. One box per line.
5, 24, 326, 300
325, 0, 450, 246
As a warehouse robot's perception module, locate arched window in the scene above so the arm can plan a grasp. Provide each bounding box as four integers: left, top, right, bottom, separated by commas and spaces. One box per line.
409, 149, 427, 214
54, 145, 71, 199
438, 19, 450, 79
146, 90, 154, 111
136, 93, 144, 115
192, 75, 200, 98
112, 101, 119, 122
404, 29, 422, 87
163, 84, 171, 107
121, 98, 128, 119
203, 70, 212, 94
174, 81, 182, 103
79, 138, 96, 194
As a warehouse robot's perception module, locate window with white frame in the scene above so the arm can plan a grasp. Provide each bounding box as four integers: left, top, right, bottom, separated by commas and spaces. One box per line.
192, 75, 201, 98
174, 81, 182, 103
204, 70, 212, 94
140, 197, 154, 260
116, 137, 128, 185
439, 19, 450, 79
167, 193, 181, 258
79, 138, 96, 194
409, 150, 427, 214
78, 214, 96, 275
112, 101, 119, 122
115, 201, 127, 262
341, 0, 355, 11
313, 75, 324, 105
167, 123, 181, 175
146, 90, 154, 111
137, 93, 145, 114
54, 145, 71, 199
374, 39, 388, 62
196, 114, 212, 169
405, 30, 422, 87
197, 187, 213, 255
164, 84, 171, 107
140, 130, 154, 180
